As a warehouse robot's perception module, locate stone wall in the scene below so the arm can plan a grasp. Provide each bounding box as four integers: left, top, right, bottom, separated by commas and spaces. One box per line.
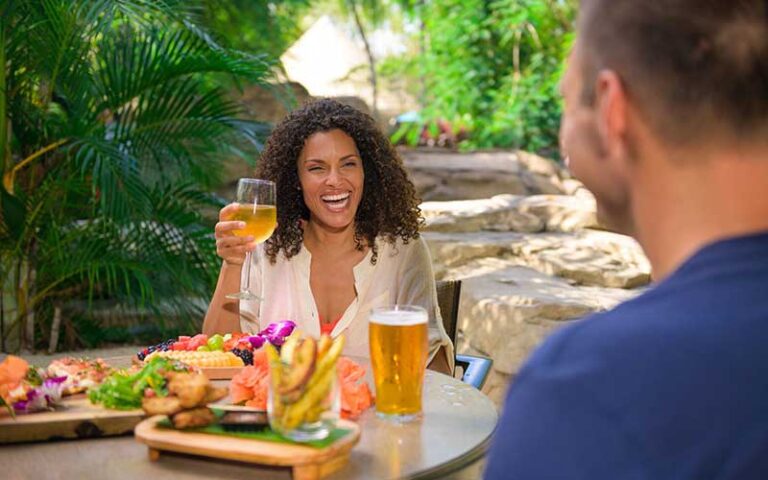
404, 149, 651, 407
402, 148, 573, 200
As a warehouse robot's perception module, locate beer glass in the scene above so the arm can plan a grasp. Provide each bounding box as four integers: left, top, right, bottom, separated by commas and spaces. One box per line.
369, 305, 429, 421
226, 178, 276, 301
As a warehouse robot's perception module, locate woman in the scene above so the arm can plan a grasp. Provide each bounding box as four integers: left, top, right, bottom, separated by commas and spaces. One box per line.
203, 99, 453, 372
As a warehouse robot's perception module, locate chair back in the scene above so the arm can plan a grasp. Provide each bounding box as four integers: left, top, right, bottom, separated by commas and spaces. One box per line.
436, 279, 462, 344
435, 279, 492, 389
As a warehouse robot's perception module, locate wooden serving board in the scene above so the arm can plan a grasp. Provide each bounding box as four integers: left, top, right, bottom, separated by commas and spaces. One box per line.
135, 415, 361, 480
0, 395, 144, 444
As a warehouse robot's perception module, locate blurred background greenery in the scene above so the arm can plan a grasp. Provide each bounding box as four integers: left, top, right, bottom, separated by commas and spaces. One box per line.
0, 0, 575, 352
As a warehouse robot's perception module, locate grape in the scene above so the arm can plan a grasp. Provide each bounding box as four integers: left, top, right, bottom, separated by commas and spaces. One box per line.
207, 334, 224, 351
231, 348, 254, 366
136, 337, 176, 359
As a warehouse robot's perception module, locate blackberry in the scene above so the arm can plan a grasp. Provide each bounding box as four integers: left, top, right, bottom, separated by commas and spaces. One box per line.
231, 348, 254, 365
136, 338, 176, 360
137, 338, 176, 360
146, 338, 174, 352
136, 346, 151, 361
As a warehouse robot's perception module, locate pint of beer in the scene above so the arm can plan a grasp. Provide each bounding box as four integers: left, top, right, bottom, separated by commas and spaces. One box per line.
369, 305, 429, 420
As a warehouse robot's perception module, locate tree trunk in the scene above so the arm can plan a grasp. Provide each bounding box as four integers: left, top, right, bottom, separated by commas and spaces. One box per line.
23, 263, 35, 352
0, 15, 7, 173
0, 284, 5, 352
1, 7, 10, 352
48, 304, 61, 353
64, 315, 77, 351
349, 0, 378, 118
418, 0, 426, 109
14, 259, 23, 351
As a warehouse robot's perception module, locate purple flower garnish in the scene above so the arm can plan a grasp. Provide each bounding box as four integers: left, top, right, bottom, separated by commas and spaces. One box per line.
259, 320, 296, 346
260, 323, 276, 336
247, 335, 266, 349
12, 376, 66, 414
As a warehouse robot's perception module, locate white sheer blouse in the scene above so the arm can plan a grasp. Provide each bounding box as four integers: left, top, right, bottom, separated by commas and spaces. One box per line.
240, 236, 454, 368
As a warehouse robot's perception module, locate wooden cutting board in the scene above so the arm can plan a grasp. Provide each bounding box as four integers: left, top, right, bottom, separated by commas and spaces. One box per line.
135, 415, 361, 480
0, 395, 144, 444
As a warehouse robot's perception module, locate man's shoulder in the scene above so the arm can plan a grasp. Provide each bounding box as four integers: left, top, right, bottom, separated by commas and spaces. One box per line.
494, 244, 768, 478
515, 262, 768, 424
528, 256, 768, 371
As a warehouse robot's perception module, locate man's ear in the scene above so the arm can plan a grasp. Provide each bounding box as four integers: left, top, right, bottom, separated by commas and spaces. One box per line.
595, 70, 630, 163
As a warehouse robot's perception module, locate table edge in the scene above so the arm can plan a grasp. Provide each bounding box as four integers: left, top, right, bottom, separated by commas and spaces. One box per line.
405, 423, 496, 480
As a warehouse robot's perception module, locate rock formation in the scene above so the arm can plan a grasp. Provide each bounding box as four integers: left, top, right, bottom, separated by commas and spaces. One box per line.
404, 149, 651, 407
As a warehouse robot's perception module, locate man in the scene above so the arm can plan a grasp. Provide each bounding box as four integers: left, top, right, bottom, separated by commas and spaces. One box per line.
485, 1, 768, 478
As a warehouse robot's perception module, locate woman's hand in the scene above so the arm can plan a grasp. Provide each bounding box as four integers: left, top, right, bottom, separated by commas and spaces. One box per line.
215, 203, 256, 266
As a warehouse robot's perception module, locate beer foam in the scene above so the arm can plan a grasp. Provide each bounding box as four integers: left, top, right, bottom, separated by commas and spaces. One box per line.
370, 310, 427, 326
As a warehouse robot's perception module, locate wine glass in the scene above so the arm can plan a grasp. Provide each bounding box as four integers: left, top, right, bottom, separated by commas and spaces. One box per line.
226, 178, 276, 301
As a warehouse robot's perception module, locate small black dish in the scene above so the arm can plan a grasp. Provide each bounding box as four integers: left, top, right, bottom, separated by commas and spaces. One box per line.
218, 411, 269, 432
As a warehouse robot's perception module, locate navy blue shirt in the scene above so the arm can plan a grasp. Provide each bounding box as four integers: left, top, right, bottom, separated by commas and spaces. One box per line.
485, 233, 768, 479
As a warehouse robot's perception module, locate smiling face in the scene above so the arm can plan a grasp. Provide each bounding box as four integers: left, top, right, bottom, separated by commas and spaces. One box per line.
297, 129, 365, 232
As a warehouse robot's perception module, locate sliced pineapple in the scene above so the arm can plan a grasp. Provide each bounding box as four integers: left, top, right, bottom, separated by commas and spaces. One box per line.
145, 350, 244, 367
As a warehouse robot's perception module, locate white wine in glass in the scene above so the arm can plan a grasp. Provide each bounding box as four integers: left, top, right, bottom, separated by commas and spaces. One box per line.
226, 178, 276, 301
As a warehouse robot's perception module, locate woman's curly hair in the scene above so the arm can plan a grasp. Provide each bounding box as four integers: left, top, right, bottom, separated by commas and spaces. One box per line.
256, 98, 423, 264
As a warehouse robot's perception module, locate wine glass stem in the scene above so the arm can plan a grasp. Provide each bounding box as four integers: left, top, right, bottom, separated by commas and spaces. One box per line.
242, 250, 253, 294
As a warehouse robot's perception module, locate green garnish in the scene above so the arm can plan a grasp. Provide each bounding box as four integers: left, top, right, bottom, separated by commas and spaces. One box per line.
87, 356, 189, 410
25, 366, 43, 387
0, 396, 14, 418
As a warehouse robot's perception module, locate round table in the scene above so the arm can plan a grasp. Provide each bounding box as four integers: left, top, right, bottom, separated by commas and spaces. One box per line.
0, 370, 497, 480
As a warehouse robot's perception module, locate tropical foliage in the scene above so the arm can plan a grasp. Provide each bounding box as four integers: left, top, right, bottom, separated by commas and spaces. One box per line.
389, 0, 576, 155
0, 0, 270, 352
201, 0, 311, 63
200, 0, 576, 154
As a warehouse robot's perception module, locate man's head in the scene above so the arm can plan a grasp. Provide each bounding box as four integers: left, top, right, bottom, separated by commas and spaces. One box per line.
562, 0, 768, 233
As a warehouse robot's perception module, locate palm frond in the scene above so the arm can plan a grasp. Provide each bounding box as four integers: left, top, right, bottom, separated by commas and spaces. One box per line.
64, 138, 151, 220
35, 218, 152, 304
94, 26, 269, 114
80, 0, 203, 31
4, 0, 273, 350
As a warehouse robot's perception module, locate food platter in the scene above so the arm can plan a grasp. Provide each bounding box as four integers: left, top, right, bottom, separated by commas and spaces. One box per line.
135, 415, 361, 480
0, 395, 144, 444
